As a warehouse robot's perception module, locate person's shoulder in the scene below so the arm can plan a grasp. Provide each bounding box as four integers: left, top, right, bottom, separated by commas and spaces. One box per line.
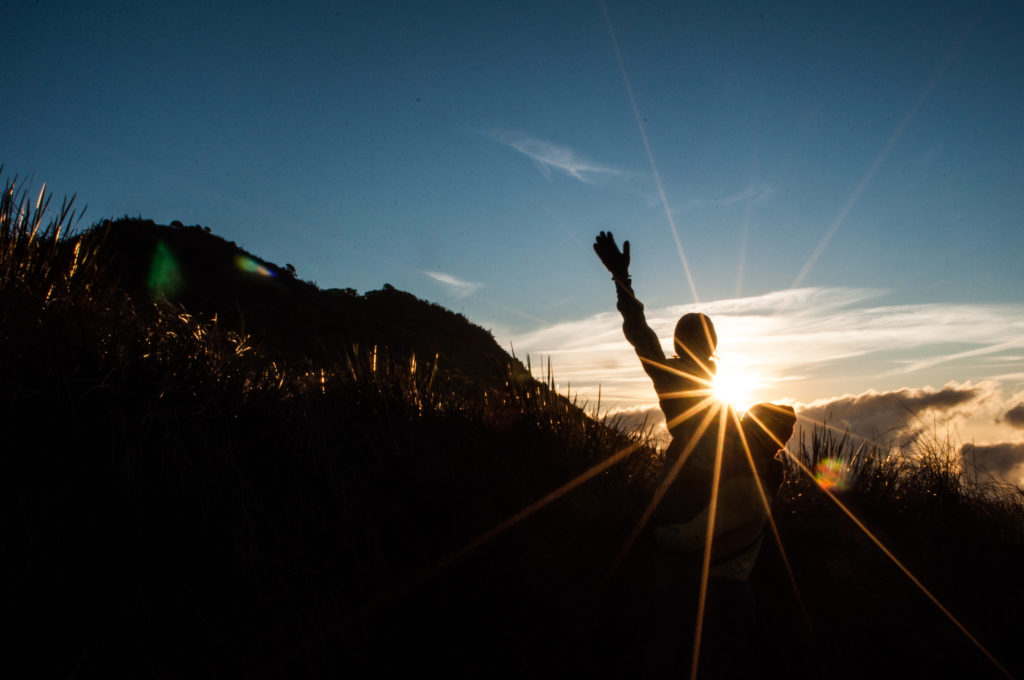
667, 355, 715, 382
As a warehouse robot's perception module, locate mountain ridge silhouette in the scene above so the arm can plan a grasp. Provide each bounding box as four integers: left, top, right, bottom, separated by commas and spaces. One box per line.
84, 217, 530, 392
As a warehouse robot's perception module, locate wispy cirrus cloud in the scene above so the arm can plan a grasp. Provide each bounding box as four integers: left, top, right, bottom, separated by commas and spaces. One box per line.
716, 183, 775, 206
488, 131, 622, 184
675, 183, 776, 211
423, 271, 482, 298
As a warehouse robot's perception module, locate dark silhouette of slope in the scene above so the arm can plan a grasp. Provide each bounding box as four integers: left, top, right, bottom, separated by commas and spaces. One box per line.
87, 217, 527, 391
7, 204, 651, 678
5, 199, 1024, 678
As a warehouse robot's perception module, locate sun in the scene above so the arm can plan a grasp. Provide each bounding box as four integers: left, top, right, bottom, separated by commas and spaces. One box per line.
712, 356, 757, 412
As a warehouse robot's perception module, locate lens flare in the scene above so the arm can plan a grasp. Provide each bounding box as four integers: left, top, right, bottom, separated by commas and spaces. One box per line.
148, 240, 184, 300
235, 254, 275, 277
786, 449, 1014, 679
814, 457, 849, 491
318, 440, 643, 646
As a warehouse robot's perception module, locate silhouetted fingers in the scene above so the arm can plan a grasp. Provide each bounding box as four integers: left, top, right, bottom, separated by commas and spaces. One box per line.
594, 232, 632, 280
594, 231, 616, 258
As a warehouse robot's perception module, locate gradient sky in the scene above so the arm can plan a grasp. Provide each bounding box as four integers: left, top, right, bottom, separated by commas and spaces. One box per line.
6, 1, 1024, 477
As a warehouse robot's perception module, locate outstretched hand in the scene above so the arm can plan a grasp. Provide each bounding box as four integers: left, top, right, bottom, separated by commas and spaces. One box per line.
593, 231, 630, 281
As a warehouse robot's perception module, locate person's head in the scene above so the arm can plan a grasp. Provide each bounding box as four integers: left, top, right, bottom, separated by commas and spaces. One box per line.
742, 404, 797, 461
673, 313, 717, 364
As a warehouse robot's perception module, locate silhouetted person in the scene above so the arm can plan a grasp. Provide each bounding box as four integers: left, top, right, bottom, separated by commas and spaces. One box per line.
593, 231, 720, 520
650, 403, 796, 676
655, 403, 796, 579
594, 231, 796, 677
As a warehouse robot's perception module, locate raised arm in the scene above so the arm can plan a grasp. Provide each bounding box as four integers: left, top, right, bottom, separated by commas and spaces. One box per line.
594, 231, 665, 362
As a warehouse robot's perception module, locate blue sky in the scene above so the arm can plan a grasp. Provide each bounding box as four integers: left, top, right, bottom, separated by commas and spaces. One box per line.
5, 1, 1024, 478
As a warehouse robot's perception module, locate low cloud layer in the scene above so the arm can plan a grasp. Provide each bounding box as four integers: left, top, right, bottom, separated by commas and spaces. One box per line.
796, 382, 992, 445
604, 403, 667, 442
1001, 403, 1024, 429
489, 131, 622, 184
960, 442, 1024, 482
789, 383, 1024, 485
604, 384, 1024, 486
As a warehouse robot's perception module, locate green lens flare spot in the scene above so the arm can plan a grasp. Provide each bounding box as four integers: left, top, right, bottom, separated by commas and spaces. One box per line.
147, 240, 183, 300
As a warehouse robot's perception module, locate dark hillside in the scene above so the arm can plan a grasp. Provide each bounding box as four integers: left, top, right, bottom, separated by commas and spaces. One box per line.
4, 179, 1023, 679
4, 196, 659, 678
89, 217, 527, 391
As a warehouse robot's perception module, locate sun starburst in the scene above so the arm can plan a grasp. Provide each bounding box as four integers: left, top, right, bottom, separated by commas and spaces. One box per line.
711, 354, 758, 412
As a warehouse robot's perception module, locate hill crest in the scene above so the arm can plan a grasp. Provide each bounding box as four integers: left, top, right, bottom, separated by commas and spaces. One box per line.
87, 217, 528, 390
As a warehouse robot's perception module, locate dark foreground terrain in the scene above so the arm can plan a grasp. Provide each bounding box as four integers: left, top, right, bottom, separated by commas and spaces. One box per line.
3, 179, 1023, 678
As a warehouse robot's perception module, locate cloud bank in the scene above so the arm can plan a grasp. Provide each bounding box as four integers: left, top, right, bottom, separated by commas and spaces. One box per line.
489, 131, 622, 184
1001, 403, 1024, 429
960, 442, 1024, 484
796, 381, 993, 444
601, 383, 1024, 485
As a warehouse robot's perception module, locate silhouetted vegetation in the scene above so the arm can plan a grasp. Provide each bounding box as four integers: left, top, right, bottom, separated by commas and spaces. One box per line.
85, 216, 526, 394
3, 173, 1022, 678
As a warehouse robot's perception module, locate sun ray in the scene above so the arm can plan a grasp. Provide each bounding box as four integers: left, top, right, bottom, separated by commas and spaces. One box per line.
729, 408, 822, 665
790, 29, 965, 289
671, 335, 718, 382
476, 294, 550, 326
600, 0, 700, 303
658, 388, 715, 400
316, 440, 643, 646
745, 408, 1011, 673
639, 355, 715, 387
782, 448, 1014, 679
735, 209, 749, 298
747, 408, 872, 455
601, 403, 722, 586
729, 412, 811, 613
734, 179, 758, 299
664, 395, 721, 431
689, 404, 730, 679
751, 402, 891, 452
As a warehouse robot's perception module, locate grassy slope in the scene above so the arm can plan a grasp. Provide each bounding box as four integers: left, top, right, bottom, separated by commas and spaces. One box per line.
3, 176, 1023, 678
86, 216, 528, 393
